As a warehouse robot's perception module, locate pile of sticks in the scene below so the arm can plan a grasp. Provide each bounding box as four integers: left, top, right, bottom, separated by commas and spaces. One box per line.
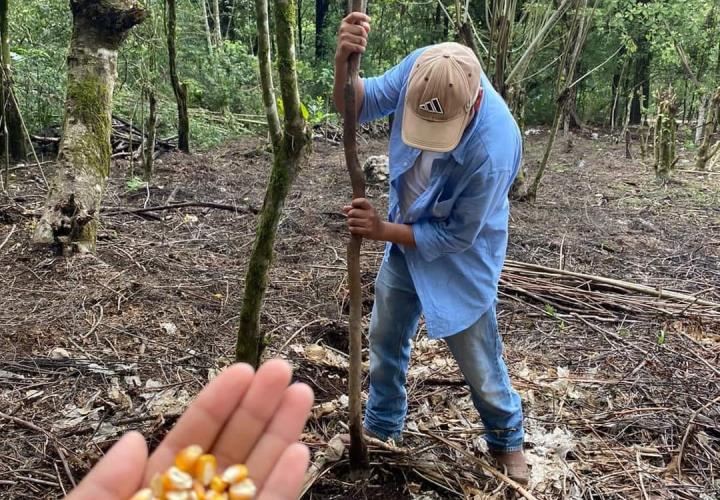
110, 116, 176, 159
500, 260, 720, 322
30, 115, 176, 159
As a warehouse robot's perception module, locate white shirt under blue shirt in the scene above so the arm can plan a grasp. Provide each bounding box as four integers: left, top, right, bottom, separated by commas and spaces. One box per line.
359, 47, 522, 339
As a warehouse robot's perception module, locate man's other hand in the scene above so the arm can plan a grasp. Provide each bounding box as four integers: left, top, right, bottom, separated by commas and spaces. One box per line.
344, 197, 384, 240
335, 12, 370, 63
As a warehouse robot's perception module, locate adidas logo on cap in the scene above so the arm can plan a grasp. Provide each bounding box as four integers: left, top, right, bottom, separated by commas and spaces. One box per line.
419, 97, 444, 115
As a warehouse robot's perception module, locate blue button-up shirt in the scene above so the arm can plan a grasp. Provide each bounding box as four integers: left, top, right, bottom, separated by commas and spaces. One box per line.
359, 47, 522, 339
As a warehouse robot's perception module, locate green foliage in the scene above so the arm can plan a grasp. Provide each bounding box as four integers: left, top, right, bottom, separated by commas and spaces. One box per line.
5, 0, 720, 145
125, 175, 146, 192
544, 303, 557, 318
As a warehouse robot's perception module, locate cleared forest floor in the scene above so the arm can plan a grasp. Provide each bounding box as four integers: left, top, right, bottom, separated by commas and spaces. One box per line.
1, 130, 719, 499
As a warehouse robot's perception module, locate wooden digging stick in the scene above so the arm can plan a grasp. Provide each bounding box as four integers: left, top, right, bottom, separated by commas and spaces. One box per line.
343, 0, 369, 470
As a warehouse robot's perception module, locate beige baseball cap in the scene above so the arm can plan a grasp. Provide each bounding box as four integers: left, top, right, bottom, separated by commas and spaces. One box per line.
401, 42, 482, 152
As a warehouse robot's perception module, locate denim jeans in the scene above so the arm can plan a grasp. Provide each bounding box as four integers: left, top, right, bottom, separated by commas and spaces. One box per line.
364, 246, 525, 451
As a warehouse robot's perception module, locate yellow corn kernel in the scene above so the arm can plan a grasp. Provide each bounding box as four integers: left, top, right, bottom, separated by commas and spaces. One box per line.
221, 464, 249, 484
176, 445, 204, 472
129, 488, 154, 500
194, 454, 218, 486
150, 472, 164, 497
163, 466, 195, 491
228, 479, 257, 500
205, 492, 229, 500
191, 481, 207, 500
210, 475, 228, 492
166, 491, 191, 500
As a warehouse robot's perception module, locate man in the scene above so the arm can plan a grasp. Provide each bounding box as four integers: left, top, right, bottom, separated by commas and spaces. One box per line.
333, 13, 528, 484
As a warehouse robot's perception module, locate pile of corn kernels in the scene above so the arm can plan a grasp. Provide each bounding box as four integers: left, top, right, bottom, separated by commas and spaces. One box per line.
130, 445, 256, 500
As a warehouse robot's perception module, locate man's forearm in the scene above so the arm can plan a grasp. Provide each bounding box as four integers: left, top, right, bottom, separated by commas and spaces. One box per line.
377, 222, 415, 247
333, 55, 365, 116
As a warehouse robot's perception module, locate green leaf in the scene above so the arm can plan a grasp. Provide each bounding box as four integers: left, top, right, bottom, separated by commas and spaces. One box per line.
126, 176, 146, 192
657, 329, 666, 345
300, 102, 309, 121
544, 304, 557, 318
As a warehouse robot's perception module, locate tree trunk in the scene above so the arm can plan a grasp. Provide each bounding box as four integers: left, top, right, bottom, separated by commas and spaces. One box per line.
695, 93, 709, 144
167, 0, 189, 152
630, 37, 650, 124
236, 0, 311, 366
527, 96, 563, 202
487, 0, 515, 99
0, 0, 25, 161
458, 21, 479, 60
220, 0, 236, 39
202, 0, 214, 54
696, 87, 720, 170
654, 87, 678, 180
525, 0, 590, 202
297, 0, 302, 48
255, 0, 281, 150
143, 88, 156, 181
33, 0, 146, 253
314, 0, 329, 61
618, 88, 633, 144
610, 58, 628, 133
344, 0, 369, 473
211, 0, 222, 46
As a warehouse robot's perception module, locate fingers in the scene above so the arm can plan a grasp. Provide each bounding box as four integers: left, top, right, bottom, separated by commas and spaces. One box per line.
257, 443, 311, 500
244, 383, 314, 489
67, 431, 147, 500
339, 13, 370, 57
342, 12, 371, 29
338, 34, 367, 55
351, 198, 372, 210
347, 209, 370, 222
144, 363, 255, 483
342, 23, 367, 37
211, 359, 293, 468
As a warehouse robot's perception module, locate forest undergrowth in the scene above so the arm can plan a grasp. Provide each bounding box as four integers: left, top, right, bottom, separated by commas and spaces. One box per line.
0, 130, 718, 499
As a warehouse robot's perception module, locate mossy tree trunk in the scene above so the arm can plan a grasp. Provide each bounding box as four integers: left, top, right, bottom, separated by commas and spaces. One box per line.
236, 0, 310, 366
166, 0, 189, 152
255, 0, 281, 150
695, 87, 720, 170
653, 87, 678, 180
32, 0, 146, 254
0, 0, 25, 162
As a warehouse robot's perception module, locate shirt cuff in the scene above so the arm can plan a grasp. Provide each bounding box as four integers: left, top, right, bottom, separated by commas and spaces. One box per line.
412, 220, 443, 262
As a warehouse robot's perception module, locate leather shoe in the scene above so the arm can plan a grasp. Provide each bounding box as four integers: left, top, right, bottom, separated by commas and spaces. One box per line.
490, 449, 529, 486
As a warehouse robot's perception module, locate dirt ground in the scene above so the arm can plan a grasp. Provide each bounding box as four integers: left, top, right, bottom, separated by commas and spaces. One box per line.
1, 128, 719, 499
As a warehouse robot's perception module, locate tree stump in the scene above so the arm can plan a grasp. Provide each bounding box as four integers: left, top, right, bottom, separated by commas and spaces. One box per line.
653, 87, 678, 181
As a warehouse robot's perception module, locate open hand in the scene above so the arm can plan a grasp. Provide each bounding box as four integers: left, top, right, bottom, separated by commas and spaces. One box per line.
343, 198, 385, 240
66, 359, 314, 500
